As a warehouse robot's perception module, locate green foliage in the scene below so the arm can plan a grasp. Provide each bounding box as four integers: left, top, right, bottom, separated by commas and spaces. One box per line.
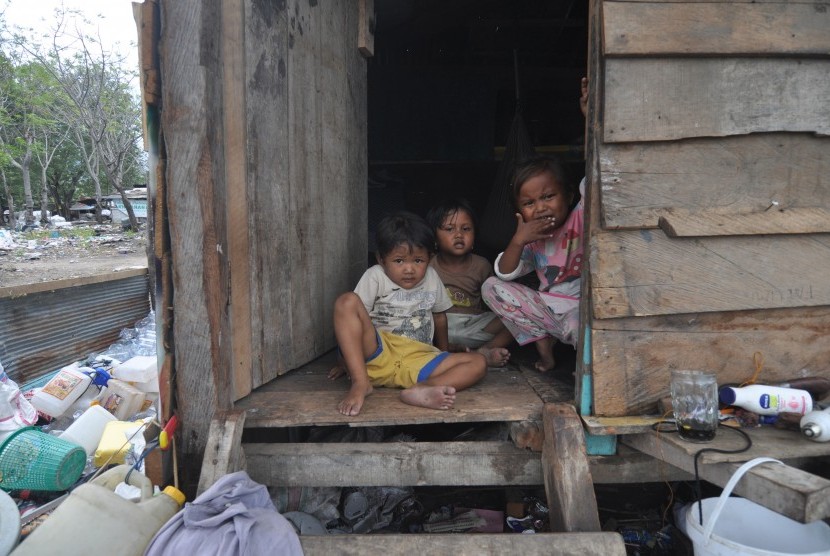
0, 7, 147, 219
21, 226, 96, 241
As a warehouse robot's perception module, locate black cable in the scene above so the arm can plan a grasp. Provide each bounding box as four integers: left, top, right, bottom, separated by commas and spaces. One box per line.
650, 421, 753, 526
692, 424, 752, 526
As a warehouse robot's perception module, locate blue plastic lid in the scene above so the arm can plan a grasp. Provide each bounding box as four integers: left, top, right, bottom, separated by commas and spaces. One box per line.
89, 368, 111, 386
719, 386, 737, 405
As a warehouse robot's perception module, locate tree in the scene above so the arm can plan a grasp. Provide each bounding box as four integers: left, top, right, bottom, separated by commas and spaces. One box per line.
0, 51, 72, 227
0, 162, 15, 229
44, 10, 144, 230
45, 138, 88, 219
2, 4, 146, 229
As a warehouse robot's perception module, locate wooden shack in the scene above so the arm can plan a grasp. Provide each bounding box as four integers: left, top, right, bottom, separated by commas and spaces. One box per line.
582, 0, 830, 417
135, 0, 830, 548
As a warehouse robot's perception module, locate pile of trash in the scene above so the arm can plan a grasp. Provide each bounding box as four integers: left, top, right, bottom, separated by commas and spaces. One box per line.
0, 223, 143, 262
0, 313, 169, 553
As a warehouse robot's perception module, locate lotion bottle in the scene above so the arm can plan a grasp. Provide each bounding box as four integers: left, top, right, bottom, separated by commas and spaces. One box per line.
719, 384, 813, 416
800, 407, 830, 442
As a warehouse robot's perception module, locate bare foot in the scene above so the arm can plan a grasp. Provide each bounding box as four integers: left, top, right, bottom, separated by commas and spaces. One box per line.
328, 364, 346, 380
534, 354, 556, 373
400, 385, 456, 410
477, 346, 510, 367
338, 382, 373, 416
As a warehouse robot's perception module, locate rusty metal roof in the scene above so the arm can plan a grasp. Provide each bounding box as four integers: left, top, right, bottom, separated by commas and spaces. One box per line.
0, 270, 150, 384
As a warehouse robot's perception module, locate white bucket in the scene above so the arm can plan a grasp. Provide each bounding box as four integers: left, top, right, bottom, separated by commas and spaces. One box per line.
683, 457, 830, 556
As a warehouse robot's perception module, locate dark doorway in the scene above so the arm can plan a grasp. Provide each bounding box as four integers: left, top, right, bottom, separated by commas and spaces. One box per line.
368, 0, 588, 258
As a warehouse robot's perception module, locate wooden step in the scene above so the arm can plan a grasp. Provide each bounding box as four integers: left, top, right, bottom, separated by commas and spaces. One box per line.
299, 532, 626, 555
244, 440, 691, 488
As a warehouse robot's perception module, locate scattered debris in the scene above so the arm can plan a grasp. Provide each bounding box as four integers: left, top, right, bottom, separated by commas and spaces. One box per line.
0, 223, 147, 287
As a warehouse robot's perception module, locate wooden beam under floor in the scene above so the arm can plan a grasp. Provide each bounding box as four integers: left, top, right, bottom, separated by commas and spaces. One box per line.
542, 403, 601, 532
299, 532, 626, 555
243, 440, 691, 488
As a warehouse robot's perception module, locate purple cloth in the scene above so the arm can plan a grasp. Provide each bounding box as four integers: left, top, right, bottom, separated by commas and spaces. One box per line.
144, 471, 302, 556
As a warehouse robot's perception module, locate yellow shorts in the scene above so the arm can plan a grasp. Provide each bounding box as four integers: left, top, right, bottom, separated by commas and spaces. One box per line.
365, 330, 450, 389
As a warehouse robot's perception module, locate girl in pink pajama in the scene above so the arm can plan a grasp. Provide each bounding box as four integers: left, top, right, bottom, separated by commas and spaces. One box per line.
481, 156, 584, 372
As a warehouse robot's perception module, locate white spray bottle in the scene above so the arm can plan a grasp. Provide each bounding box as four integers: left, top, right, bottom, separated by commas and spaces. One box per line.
800, 406, 830, 442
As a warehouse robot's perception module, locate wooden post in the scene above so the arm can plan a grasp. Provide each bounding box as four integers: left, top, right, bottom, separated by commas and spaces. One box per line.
358, 0, 374, 57
197, 409, 248, 496
542, 403, 601, 532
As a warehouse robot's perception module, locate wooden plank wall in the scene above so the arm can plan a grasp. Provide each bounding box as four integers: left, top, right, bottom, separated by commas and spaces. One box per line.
585, 0, 830, 416
160, 1, 367, 456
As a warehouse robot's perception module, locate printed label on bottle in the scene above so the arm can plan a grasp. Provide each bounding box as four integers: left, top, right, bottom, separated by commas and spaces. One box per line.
101, 392, 124, 412
759, 394, 771, 410
41, 371, 82, 401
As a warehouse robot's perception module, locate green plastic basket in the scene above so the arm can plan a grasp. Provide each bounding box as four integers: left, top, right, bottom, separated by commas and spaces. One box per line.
0, 427, 86, 491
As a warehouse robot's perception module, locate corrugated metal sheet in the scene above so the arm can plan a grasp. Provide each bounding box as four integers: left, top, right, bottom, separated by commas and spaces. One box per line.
0, 273, 150, 383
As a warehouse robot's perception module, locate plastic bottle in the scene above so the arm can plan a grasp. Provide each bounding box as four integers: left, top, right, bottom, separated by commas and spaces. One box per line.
113, 356, 157, 383
719, 384, 813, 416
98, 378, 146, 420
800, 407, 830, 442
29, 366, 92, 418
59, 404, 117, 456
10, 465, 185, 556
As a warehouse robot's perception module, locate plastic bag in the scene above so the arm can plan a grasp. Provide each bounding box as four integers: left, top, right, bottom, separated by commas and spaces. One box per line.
0, 360, 38, 440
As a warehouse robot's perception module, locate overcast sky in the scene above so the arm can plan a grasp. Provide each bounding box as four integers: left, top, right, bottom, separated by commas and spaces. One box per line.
3, 0, 139, 69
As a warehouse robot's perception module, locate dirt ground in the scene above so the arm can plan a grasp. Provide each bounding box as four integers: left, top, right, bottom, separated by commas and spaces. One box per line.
0, 223, 149, 288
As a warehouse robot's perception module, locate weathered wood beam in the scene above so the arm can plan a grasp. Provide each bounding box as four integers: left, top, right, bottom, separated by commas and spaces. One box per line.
604, 58, 830, 142
623, 430, 830, 523
599, 134, 830, 230
244, 440, 691, 487
358, 0, 374, 57
589, 307, 830, 416
197, 409, 247, 496
542, 403, 601, 532
591, 230, 830, 318
604, 2, 830, 56
221, 0, 253, 401
246, 441, 542, 487
299, 532, 626, 555
658, 207, 830, 238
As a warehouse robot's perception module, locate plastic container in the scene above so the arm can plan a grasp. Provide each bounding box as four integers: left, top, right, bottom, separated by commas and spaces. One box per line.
0, 489, 19, 555
94, 420, 145, 468
125, 373, 160, 414
98, 378, 146, 420
681, 457, 830, 555
113, 356, 158, 383
719, 384, 813, 416
801, 407, 830, 442
10, 465, 185, 556
59, 405, 118, 456
0, 427, 86, 491
29, 367, 92, 418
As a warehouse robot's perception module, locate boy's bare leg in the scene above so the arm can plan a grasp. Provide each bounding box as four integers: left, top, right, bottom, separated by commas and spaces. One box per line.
533, 336, 557, 372
400, 352, 487, 410
331, 292, 377, 416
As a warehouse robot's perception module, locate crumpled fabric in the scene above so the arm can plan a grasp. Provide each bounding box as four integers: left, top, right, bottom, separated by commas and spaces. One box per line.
144, 471, 303, 556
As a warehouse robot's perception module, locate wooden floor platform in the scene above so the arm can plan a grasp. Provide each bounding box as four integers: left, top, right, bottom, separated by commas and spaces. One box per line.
236, 350, 573, 428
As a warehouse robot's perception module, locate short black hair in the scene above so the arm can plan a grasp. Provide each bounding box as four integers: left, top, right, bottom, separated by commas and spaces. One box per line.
511, 155, 573, 208
425, 198, 478, 233
375, 211, 435, 259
